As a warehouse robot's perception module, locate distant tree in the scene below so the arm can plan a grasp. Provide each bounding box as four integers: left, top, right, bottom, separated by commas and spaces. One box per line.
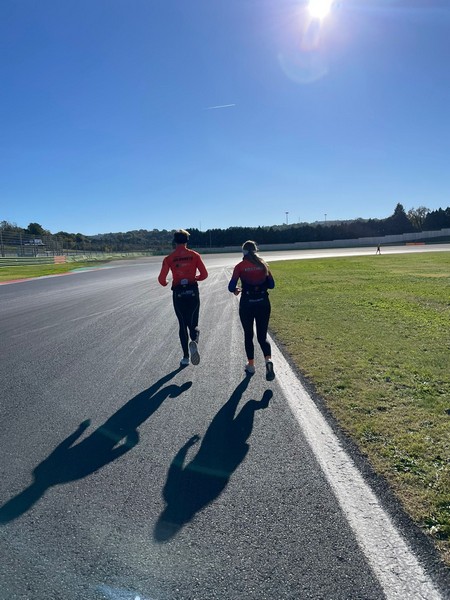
55, 231, 77, 251
0, 220, 23, 232
384, 203, 414, 235
27, 222, 48, 236
407, 206, 430, 231
423, 207, 450, 231
394, 203, 405, 214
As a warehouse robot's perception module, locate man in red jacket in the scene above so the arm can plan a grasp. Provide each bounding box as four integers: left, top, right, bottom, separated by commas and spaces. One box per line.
158, 229, 208, 366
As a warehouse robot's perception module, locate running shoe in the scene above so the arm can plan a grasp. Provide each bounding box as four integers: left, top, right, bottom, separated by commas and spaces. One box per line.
265, 361, 275, 381
180, 357, 190, 367
189, 340, 200, 365
245, 363, 255, 375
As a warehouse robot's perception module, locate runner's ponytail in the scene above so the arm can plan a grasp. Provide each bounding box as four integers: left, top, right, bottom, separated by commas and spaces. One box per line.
242, 240, 269, 276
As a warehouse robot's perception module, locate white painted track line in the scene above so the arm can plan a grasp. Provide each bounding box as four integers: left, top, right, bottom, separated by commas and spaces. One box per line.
271, 340, 443, 600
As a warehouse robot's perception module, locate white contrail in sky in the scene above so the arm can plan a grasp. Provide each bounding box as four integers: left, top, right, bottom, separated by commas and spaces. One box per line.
205, 103, 236, 110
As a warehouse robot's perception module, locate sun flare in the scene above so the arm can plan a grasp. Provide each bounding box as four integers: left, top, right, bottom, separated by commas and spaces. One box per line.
307, 0, 333, 20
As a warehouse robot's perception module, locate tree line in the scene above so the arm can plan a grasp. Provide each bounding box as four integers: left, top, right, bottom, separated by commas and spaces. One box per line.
1, 204, 449, 253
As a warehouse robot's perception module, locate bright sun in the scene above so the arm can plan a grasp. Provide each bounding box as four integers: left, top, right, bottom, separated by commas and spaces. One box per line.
307, 0, 333, 20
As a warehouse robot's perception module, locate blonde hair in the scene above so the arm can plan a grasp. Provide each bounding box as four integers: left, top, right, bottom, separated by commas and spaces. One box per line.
242, 240, 269, 275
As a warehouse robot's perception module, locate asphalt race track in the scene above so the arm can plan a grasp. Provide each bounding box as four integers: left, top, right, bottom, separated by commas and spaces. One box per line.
1, 246, 449, 600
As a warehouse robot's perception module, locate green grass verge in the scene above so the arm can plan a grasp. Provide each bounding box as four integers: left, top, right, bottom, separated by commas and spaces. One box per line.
269, 252, 450, 564
0, 261, 110, 282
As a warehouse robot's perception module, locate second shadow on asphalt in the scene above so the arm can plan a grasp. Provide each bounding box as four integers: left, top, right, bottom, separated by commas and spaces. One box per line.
0, 368, 191, 524
154, 376, 273, 542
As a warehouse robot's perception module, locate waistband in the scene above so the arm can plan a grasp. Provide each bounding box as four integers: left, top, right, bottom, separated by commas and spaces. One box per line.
172, 281, 198, 292
243, 289, 267, 297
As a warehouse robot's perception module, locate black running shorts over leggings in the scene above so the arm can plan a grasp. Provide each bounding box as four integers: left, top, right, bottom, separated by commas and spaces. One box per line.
172, 284, 200, 357
239, 294, 271, 360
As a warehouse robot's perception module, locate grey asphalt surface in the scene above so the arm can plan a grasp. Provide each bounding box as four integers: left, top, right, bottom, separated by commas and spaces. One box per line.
0, 250, 448, 600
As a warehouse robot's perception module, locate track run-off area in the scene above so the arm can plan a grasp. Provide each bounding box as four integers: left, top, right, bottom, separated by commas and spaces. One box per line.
1, 244, 449, 600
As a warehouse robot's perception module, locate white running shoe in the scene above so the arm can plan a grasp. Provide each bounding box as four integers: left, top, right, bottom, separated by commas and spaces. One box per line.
189, 341, 200, 365
180, 357, 190, 367
245, 363, 255, 374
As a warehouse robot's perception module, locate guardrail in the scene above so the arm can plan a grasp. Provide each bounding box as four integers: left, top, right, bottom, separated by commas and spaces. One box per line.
0, 256, 67, 267
0, 251, 154, 267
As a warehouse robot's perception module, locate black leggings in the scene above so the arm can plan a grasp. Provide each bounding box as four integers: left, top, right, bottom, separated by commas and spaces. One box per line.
173, 288, 200, 357
239, 296, 271, 360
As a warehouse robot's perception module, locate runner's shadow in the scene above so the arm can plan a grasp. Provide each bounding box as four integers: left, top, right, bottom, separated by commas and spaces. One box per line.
154, 377, 272, 542
0, 368, 191, 524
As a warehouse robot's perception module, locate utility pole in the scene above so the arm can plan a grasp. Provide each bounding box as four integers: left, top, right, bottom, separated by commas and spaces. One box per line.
285, 211, 289, 225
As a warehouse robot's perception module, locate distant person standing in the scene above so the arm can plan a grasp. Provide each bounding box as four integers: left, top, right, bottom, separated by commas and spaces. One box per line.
158, 230, 208, 366
376, 244, 381, 255
228, 240, 275, 381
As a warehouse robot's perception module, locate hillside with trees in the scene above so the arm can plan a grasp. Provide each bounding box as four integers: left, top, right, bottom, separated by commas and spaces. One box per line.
1, 204, 449, 255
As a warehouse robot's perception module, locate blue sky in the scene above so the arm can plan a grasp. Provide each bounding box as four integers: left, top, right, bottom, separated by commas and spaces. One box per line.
1, 0, 449, 235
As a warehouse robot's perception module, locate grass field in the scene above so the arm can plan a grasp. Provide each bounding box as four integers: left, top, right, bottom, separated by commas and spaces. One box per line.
269, 252, 450, 564
0, 261, 109, 282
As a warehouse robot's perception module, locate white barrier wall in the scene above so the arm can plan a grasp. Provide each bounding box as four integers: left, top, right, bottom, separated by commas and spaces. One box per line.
195, 228, 450, 253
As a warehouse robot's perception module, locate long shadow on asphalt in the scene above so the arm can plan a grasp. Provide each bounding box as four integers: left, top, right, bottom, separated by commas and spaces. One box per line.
154, 375, 272, 542
0, 368, 191, 524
